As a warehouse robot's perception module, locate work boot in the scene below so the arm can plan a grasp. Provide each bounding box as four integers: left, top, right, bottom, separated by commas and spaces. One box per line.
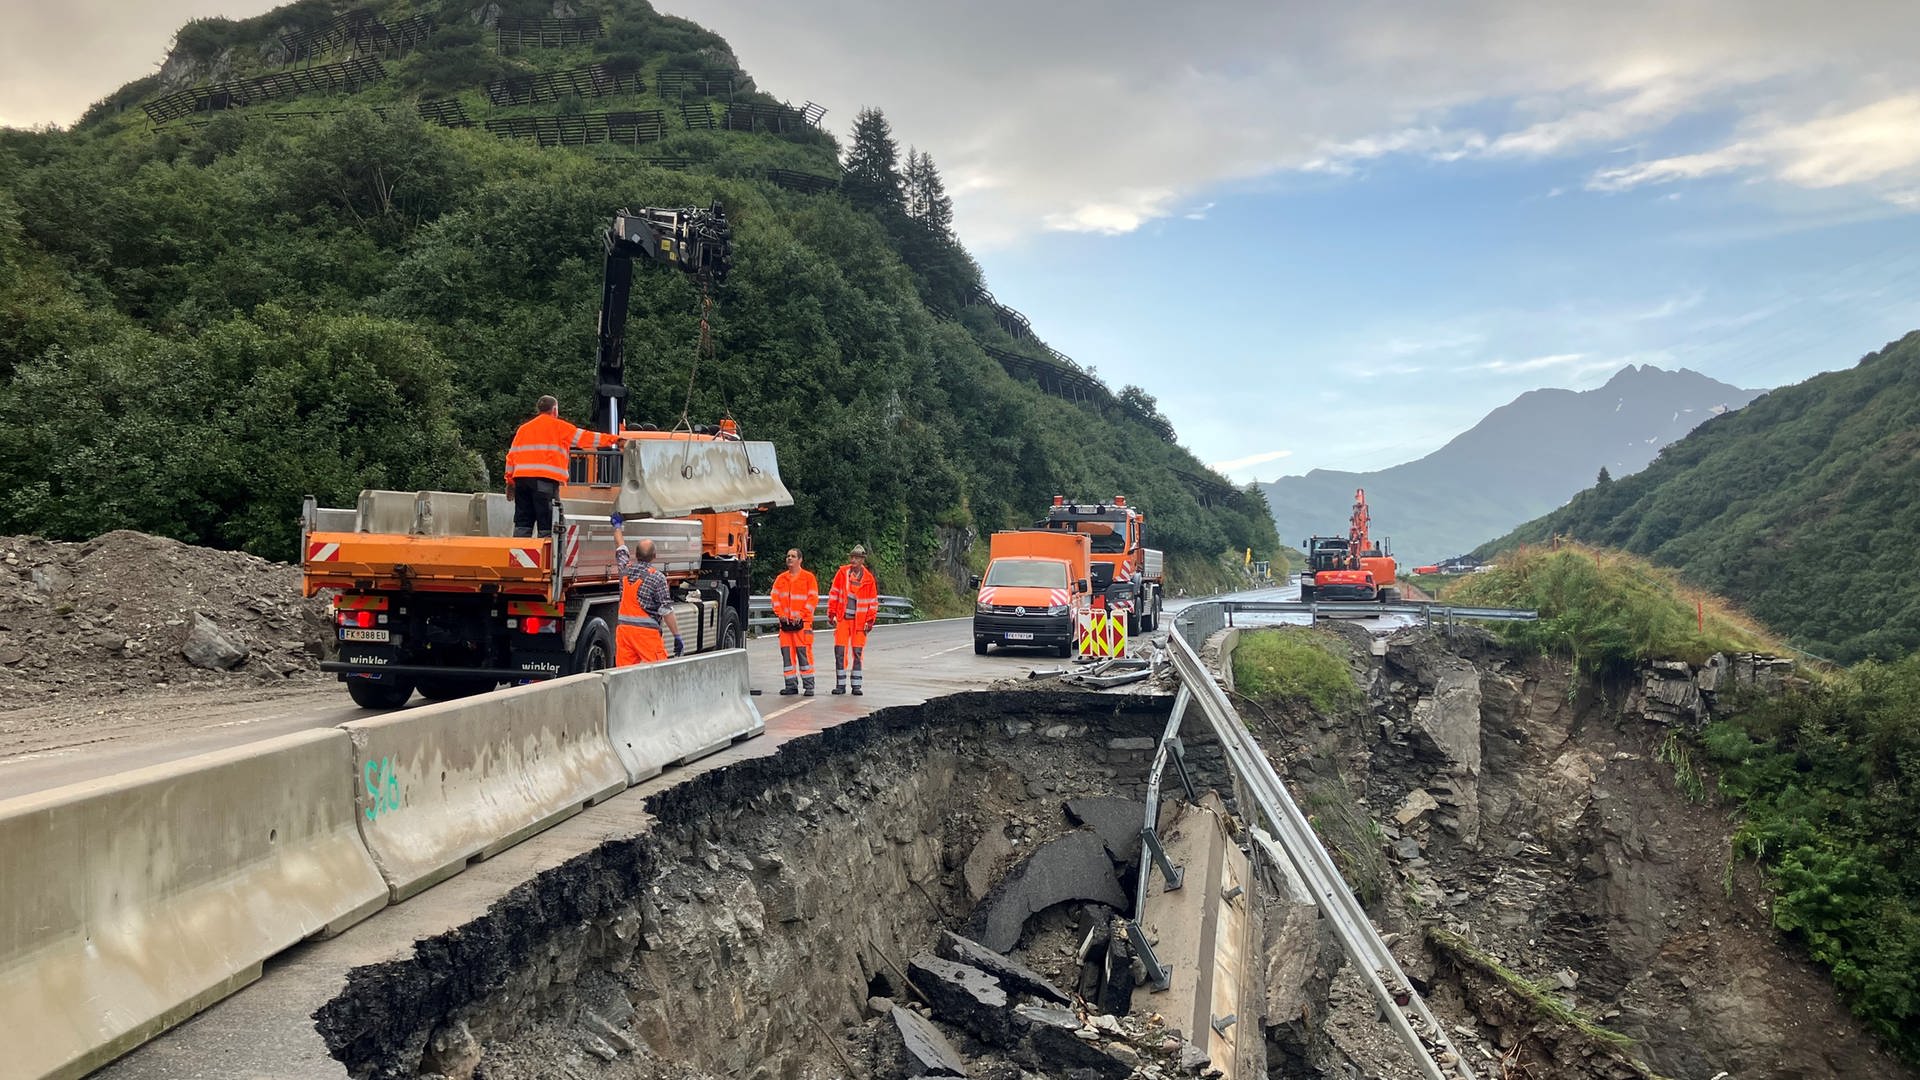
803, 688, 815, 697
831, 686, 847, 695
852, 688, 863, 696
779, 686, 799, 696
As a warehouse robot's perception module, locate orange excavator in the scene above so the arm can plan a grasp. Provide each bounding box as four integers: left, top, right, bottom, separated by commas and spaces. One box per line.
301, 204, 793, 708
1299, 488, 1397, 603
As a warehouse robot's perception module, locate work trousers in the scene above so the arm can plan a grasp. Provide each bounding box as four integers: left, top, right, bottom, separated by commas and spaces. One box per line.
833, 621, 868, 691
616, 624, 667, 666
511, 477, 560, 537
778, 628, 816, 691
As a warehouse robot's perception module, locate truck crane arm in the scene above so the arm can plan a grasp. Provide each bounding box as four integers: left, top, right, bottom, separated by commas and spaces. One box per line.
594, 202, 734, 435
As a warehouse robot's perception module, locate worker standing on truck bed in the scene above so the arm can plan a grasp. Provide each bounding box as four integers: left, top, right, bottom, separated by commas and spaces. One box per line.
770, 548, 819, 696
504, 395, 620, 537
827, 545, 879, 695
611, 516, 683, 665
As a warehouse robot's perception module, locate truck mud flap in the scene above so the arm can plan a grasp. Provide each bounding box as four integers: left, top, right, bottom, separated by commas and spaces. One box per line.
615, 438, 794, 518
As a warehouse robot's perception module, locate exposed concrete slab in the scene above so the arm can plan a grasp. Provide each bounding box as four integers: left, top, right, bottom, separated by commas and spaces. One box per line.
1062, 795, 1155, 867
1136, 795, 1255, 1076
963, 830, 1128, 952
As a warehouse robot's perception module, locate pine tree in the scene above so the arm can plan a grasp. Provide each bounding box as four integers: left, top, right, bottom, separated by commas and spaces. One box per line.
918, 150, 954, 237
903, 145, 929, 219
842, 107, 903, 213
1596, 465, 1613, 486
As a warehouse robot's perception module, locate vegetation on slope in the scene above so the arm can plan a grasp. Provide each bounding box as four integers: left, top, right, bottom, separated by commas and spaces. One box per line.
1447, 544, 1779, 671
1701, 656, 1920, 1064
0, 0, 1279, 594
1230, 627, 1359, 714
1480, 332, 1920, 664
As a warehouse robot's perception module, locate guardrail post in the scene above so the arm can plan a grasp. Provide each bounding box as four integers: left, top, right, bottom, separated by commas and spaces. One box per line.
1140, 827, 1184, 891
1130, 918, 1172, 991
1167, 736, 1199, 803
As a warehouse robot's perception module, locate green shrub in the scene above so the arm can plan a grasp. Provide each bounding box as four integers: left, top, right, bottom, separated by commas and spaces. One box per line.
1702, 652, 1920, 1063
1231, 628, 1359, 714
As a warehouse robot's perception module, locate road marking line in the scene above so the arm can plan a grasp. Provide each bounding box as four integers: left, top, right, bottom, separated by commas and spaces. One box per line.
762, 699, 817, 722
922, 643, 971, 658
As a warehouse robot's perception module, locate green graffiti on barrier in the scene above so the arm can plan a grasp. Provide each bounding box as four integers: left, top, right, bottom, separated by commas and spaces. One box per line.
363, 756, 402, 821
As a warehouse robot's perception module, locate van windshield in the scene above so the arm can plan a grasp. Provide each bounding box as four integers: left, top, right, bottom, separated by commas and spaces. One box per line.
984, 560, 1070, 589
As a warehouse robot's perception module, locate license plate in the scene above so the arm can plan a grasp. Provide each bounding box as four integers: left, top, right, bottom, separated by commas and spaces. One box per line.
1005, 632, 1034, 641
340, 628, 390, 642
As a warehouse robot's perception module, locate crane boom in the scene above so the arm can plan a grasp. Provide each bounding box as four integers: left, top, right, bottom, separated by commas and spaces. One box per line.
594, 202, 734, 434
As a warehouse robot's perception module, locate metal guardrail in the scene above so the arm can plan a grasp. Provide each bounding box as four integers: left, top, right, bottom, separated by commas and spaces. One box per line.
1150, 600, 1480, 1079
746, 594, 915, 632
1216, 599, 1539, 623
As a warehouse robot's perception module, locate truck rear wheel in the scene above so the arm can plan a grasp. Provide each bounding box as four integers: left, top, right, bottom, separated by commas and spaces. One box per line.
1299, 582, 1316, 602
347, 675, 414, 710
720, 608, 743, 652
569, 617, 614, 674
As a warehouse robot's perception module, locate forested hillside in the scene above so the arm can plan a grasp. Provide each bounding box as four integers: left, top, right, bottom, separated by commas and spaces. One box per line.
0, 0, 1278, 597
1483, 331, 1920, 663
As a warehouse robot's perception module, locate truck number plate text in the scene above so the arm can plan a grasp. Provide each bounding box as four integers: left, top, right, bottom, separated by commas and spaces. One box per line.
341, 628, 390, 642
1005, 632, 1034, 641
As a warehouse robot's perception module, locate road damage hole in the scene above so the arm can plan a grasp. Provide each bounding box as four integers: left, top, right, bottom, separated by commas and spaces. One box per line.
316, 691, 1228, 1079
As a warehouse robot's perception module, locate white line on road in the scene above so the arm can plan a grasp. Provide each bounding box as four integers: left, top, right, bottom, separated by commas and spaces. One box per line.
761, 699, 817, 722
921, 643, 972, 659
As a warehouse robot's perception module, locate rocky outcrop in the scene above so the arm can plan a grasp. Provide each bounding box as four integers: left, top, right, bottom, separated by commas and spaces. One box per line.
1633, 651, 1799, 726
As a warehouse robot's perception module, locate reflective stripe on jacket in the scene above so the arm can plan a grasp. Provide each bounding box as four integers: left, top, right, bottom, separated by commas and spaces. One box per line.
615, 547, 672, 629
770, 569, 820, 623
505, 413, 618, 484
828, 565, 879, 626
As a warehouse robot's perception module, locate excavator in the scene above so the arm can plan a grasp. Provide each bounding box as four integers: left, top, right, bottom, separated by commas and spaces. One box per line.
1298, 488, 1397, 603
301, 202, 793, 708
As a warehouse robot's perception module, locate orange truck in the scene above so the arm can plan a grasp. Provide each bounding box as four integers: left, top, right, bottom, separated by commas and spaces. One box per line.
1036, 495, 1165, 632
971, 530, 1093, 658
301, 203, 793, 708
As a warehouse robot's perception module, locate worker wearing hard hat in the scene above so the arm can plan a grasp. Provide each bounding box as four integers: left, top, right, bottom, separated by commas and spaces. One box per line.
504, 395, 620, 538
827, 545, 879, 695
610, 515, 683, 665
770, 548, 820, 696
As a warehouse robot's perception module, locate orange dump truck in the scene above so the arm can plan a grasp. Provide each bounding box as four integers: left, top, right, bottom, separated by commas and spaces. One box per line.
302, 428, 790, 708
971, 530, 1093, 658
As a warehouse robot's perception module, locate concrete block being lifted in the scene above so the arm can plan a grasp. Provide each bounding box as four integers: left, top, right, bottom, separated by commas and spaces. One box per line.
614, 437, 793, 518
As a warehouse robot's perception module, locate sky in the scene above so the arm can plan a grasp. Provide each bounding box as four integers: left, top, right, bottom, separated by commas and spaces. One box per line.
7, 0, 1920, 482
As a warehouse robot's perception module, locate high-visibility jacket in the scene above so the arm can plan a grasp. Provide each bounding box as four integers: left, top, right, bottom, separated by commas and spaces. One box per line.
828, 565, 879, 630
771, 568, 820, 628
505, 413, 618, 485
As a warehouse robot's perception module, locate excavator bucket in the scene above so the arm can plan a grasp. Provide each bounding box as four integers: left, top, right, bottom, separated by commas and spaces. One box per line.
614, 437, 794, 519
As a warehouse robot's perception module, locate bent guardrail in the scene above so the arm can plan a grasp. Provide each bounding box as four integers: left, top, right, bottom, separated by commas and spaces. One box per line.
1152, 599, 1482, 1079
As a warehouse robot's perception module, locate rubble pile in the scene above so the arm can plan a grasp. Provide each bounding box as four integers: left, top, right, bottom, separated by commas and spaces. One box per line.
0, 531, 328, 702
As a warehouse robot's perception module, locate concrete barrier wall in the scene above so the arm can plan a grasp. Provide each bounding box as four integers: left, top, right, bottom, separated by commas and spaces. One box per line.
605, 650, 765, 784
345, 673, 627, 902
0, 729, 386, 1080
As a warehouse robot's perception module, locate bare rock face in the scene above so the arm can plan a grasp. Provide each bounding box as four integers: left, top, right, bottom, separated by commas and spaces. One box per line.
1409, 655, 1483, 845
181, 612, 248, 670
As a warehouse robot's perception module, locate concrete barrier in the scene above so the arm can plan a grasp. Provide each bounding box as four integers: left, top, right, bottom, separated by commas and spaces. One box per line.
345, 672, 627, 902
0, 729, 386, 1080
605, 650, 765, 785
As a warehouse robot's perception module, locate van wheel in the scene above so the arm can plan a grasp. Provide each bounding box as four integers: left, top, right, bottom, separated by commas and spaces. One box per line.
974, 638, 989, 655
1054, 642, 1073, 659
569, 617, 614, 674
347, 675, 414, 710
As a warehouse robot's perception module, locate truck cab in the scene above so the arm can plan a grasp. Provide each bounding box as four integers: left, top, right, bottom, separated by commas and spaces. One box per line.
1036, 496, 1165, 633
972, 530, 1092, 657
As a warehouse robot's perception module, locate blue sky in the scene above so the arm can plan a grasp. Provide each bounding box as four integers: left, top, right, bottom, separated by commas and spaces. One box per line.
9, 1, 1920, 482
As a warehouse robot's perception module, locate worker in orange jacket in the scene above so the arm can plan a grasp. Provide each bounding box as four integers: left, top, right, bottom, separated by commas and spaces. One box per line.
610, 516, 683, 666
505, 395, 620, 538
770, 548, 819, 696
827, 544, 879, 695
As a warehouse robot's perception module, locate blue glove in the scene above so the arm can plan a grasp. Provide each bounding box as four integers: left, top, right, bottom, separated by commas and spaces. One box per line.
609, 512, 624, 529
672, 635, 685, 657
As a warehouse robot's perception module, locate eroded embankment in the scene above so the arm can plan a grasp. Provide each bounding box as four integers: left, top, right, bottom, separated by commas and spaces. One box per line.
1252, 623, 1916, 1080
315, 691, 1222, 1079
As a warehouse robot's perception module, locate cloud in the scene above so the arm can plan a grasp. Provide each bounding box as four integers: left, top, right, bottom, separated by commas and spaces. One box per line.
1210, 449, 1295, 473
1473, 352, 1592, 373
1182, 202, 1216, 221
1589, 95, 1920, 203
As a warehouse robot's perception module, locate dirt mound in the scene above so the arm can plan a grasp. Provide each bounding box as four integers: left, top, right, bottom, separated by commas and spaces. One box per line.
0, 531, 328, 703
